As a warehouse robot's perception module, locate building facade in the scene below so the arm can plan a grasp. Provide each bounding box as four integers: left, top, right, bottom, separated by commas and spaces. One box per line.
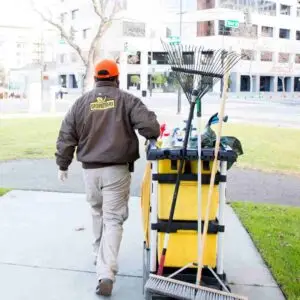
54, 0, 300, 95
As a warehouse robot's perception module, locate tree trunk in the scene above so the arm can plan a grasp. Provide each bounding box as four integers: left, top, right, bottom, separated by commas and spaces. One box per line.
82, 61, 95, 94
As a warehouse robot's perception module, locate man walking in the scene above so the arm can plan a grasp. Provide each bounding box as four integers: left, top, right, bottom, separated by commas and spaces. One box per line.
55, 59, 160, 296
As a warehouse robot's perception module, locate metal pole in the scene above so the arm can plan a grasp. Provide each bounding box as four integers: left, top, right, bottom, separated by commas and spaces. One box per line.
40, 31, 44, 103
150, 34, 153, 97
177, 0, 182, 114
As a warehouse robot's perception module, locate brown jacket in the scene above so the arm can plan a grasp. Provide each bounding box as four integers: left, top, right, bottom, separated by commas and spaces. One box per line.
55, 81, 160, 170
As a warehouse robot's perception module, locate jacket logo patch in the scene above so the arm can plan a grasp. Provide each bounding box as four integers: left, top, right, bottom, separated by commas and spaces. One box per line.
90, 97, 115, 111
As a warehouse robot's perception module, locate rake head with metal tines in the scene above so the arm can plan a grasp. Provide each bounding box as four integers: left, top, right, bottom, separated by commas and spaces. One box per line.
161, 39, 243, 102
145, 275, 248, 300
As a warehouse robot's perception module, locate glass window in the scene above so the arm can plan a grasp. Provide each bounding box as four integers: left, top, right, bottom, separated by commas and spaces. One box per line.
59, 54, 65, 64
278, 53, 290, 63
197, 21, 215, 36
197, 0, 215, 10
83, 28, 90, 40
261, 26, 273, 37
296, 31, 300, 41
123, 21, 145, 37
295, 54, 300, 64
256, 0, 276, 16
219, 21, 257, 38
261, 51, 273, 62
279, 28, 290, 39
297, 7, 300, 17
71, 9, 78, 20
280, 4, 290, 15
241, 49, 255, 60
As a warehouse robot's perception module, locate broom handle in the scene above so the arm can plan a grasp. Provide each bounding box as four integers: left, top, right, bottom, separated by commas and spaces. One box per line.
196, 70, 229, 285
196, 97, 202, 284
157, 101, 196, 276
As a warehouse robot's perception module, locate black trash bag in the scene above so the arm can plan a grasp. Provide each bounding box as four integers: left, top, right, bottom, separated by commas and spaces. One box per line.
201, 126, 216, 148
220, 136, 244, 169
220, 136, 244, 156
201, 125, 244, 170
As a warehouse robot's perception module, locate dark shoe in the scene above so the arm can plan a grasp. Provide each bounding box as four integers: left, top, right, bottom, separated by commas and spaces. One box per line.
96, 279, 113, 296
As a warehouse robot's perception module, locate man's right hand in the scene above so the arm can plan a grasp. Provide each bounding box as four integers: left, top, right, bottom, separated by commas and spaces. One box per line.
58, 170, 68, 182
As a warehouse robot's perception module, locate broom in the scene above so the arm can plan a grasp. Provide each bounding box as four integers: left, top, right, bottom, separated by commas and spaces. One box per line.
145, 69, 248, 300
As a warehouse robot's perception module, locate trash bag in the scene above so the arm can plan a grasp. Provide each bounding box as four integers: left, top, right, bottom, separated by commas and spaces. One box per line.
201, 124, 244, 170
201, 126, 216, 148
220, 136, 244, 170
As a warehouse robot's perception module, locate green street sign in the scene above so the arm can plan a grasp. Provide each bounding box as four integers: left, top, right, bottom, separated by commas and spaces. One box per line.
225, 20, 239, 28
168, 36, 181, 45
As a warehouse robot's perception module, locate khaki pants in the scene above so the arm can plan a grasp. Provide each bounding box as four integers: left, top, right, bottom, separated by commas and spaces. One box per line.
83, 165, 131, 282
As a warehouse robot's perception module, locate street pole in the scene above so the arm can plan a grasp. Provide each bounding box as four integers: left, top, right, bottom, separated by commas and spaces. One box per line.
177, 0, 182, 114
150, 30, 154, 97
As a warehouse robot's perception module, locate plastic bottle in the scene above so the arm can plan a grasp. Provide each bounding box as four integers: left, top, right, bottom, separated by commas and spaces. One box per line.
189, 127, 198, 148
161, 130, 172, 148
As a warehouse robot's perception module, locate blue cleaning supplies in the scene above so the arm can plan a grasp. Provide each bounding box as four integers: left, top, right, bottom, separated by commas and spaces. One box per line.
188, 127, 198, 148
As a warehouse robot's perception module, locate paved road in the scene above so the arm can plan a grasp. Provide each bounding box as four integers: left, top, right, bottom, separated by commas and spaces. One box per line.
1, 156, 299, 206
1, 92, 300, 128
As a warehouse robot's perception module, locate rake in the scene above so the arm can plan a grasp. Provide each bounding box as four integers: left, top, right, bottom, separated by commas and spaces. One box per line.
144, 41, 246, 300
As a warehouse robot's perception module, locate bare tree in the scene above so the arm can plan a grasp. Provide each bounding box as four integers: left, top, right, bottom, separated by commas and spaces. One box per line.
31, 0, 123, 93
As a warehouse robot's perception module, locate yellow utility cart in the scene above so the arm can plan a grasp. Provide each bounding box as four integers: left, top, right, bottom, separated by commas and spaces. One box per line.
141, 145, 237, 299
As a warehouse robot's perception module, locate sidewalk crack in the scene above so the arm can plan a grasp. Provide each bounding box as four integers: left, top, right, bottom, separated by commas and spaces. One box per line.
0, 261, 142, 279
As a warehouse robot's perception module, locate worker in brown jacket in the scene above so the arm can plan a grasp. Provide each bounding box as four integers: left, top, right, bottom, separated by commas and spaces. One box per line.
55, 59, 160, 296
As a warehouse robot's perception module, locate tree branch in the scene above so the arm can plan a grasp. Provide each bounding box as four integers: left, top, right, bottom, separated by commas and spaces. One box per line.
88, 0, 121, 67
31, 3, 88, 67
91, 0, 105, 20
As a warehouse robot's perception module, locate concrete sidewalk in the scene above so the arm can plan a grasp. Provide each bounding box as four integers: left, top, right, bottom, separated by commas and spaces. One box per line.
0, 190, 285, 300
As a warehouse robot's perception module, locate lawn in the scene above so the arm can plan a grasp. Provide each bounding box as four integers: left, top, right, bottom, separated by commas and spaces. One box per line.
0, 117, 299, 174
232, 202, 300, 300
0, 188, 11, 196
222, 124, 300, 174
0, 117, 63, 160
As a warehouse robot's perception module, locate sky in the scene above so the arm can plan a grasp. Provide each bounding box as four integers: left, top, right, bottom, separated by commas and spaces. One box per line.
0, 0, 40, 27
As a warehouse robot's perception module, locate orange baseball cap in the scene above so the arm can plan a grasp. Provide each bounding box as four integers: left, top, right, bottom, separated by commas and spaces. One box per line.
94, 59, 119, 79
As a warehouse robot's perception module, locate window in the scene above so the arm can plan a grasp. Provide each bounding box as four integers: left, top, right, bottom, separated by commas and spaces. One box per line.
70, 53, 78, 63
59, 54, 66, 64
218, 20, 230, 35
197, 21, 215, 36
123, 21, 145, 37
278, 53, 290, 63
241, 49, 255, 60
71, 9, 78, 20
280, 4, 290, 15
148, 52, 168, 64
295, 54, 300, 64
219, 21, 257, 38
60, 13, 66, 24
258, 1, 276, 16
83, 28, 90, 39
296, 31, 300, 41
297, 7, 300, 17
166, 27, 171, 38
261, 26, 273, 37
240, 75, 251, 92
261, 51, 273, 62
70, 27, 77, 41
279, 28, 290, 39
197, 0, 215, 10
